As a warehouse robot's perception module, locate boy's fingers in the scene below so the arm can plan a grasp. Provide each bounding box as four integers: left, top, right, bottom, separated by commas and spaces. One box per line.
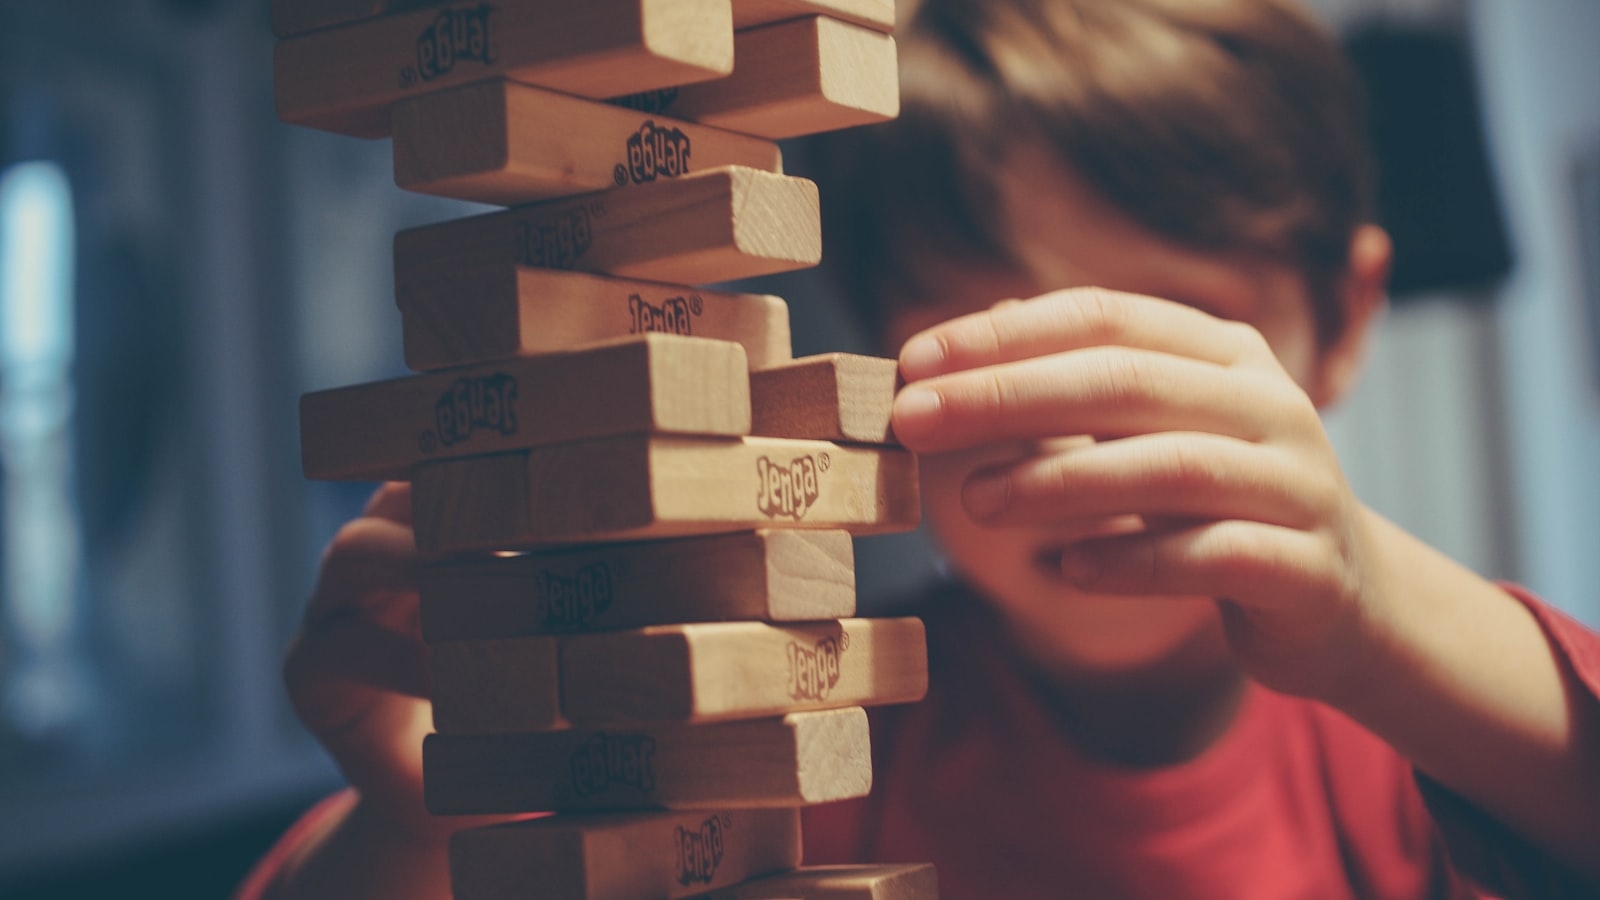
285, 615, 432, 708
899, 288, 1269, 381
963, 434, 1327, 529
305, 516, 419, 631
893, 347, 1308, 452
363, 482, 414, 526
1059, 519, 1338, 608
283, 623, 436, 827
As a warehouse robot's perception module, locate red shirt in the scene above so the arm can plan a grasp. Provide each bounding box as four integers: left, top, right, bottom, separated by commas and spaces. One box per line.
802, 580, 1600, 899
239, 582, 1600, 899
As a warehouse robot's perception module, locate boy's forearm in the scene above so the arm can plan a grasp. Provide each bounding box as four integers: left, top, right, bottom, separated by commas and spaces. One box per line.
268, 797, 453, 900
1329, 509, 1600, 880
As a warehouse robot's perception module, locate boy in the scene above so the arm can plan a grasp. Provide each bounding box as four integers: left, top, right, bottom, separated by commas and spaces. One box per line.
243, 0, 1600, 896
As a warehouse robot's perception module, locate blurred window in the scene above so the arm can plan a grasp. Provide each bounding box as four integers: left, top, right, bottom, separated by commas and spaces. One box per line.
0, 161, 87, 745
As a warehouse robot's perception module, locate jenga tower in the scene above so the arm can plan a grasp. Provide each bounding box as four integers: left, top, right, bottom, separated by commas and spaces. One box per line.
276, 2, 940, 897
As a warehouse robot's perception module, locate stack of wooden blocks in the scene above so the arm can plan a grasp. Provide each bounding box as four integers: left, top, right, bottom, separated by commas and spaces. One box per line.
275, 1, 939, 897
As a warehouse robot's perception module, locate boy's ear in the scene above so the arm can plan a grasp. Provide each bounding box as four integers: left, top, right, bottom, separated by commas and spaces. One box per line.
1310, 225, 1392, 408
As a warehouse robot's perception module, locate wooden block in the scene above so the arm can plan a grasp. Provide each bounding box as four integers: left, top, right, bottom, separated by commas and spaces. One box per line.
690, 864, 940, 899
561, 618, 928, 725
424, 708, 870, 813
399, 267, 791, 373
411, 435, 920, 553
612, 17, 898, 140
300, 334, 751, 482
731, 0, 895, 32
394, 167, 820, 290
450, 809, 801, 900
431, 637, 567, 734
270, 0, 442, 38
275, 0, 735, 138
393, 80, 783, 206
751, 353, 898, 444
420, 530, 855, 642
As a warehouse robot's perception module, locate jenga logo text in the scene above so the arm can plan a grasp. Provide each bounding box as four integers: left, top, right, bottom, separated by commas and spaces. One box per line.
676, 815, 728, 886
628, 293, 697, 336
569, 732, 656, 797
514, 208, 592, 269
756, 455, 820, 521
611, 88, 680, 116
430, 373, 517, 449
534, 563, 613, 630
412, 5, 495, 84
624, 121, 691, 184
787, 635, 845, 701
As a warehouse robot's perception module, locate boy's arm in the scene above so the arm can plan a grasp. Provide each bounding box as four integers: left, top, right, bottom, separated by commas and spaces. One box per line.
890, 288, 1600, 883
236, 792, 454, 900
1330, 513, 1600, 885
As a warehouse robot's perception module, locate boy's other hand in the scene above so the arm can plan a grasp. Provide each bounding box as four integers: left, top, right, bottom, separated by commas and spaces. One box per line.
890, 288, 1385, 701
283, 482, 506, 842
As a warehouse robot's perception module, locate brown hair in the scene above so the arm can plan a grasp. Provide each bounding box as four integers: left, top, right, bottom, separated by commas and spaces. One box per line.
804, 0, 1375, 348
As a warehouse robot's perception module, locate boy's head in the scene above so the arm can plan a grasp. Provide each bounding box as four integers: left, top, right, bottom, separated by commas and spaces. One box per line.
808, 0, 1393, 672
812, 0, 1384, 363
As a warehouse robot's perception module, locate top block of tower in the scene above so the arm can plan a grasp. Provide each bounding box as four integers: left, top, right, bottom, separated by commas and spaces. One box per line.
275, 0, 737, 138
615, 16, 898, 140
271, 0, 894, 40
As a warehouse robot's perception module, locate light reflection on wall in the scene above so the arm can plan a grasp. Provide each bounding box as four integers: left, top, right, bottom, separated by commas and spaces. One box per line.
0, 161, 89, 741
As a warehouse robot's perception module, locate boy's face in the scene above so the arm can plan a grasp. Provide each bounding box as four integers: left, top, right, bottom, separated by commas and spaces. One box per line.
885, 147, 1361, 674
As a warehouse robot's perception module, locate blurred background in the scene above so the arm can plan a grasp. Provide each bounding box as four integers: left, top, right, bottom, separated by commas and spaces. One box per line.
0, 0, 1595, 895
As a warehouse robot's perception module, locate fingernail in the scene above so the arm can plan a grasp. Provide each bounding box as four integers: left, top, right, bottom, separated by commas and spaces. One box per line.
1062, 549, 1101, 586
900, 335, 945, 379
963, 472, 1011, 519
892, 387, 943, 440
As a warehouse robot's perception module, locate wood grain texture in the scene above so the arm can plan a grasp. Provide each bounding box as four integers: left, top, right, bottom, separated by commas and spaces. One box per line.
731, 0, 895, 32
431, 637, 567, 734
275, 0, 735, 138
750, 353, 899, 444
689, 864, 940, 899
612, 16, 898, 139
393, 80, 782, 206
394, 167, 820, 290
300, 334, 751, 482
419, 530, 855, 642
424, 708, 870, 813
410, 435, 920, 554
398, 266, 791, 373
561, 618, 928, 724
450, 809, 801, 900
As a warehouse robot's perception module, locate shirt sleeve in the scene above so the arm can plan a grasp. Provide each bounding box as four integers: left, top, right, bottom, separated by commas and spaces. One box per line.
1415, 584, 1600, 899
232, 789, 356, 900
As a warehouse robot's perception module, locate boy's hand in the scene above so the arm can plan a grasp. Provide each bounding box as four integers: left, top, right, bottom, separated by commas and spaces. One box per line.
283, 482, 437, 837
890, 288, 1383, 700
284, 483, 508, 842
274, 483, 519, 897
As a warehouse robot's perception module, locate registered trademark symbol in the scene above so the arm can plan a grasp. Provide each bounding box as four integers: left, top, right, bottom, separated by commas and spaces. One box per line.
399, 66, 418, 89
613, 164, 629, 186
838, 633, 851, 652
718, 814, 733, 829
817, 452, 831, 473
418, 431, 438, 454
589, 200, 608, 219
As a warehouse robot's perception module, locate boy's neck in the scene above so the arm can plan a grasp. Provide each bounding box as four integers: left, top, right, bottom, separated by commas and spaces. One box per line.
998, 610, 1249, 769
